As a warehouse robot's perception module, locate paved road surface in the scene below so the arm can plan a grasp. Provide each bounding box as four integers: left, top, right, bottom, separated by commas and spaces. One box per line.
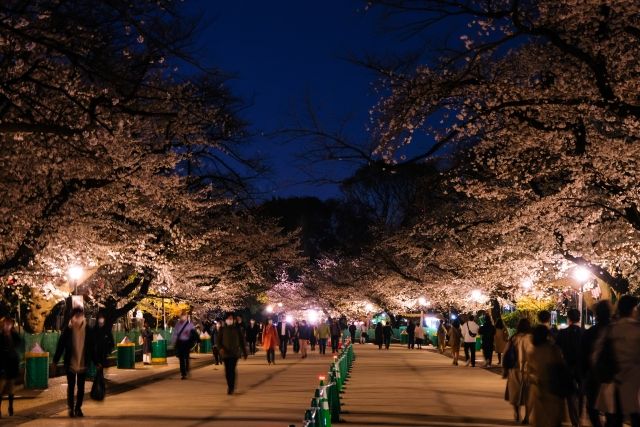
9, 344, 530, 427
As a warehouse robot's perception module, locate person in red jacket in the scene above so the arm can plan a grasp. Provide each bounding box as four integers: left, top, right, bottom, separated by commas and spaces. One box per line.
261, 319, 279, 365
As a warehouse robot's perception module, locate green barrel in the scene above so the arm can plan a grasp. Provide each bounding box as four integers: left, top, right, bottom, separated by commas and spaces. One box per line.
199, 337, 212, 353
117, 343, 136, 369
151, 340, 167, 364
25, 352, 49, 389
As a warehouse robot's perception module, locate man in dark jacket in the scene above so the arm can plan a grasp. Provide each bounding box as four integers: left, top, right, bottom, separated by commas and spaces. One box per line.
348, 322, 357, 344
276, 317, 292, 359
406, 320, 416, 349
246, 319, 260, 355
383, 322, 393, 349
217, 312, 248, 395
581, 301, 611, 427
556, 308, 583, 427
375, 323, 383, 350
330, 319, 342, 354
93, 313, 115, 368
53, 307, 96, 418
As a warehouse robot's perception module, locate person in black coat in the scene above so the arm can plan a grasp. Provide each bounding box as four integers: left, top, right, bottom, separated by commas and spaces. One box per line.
0, 317, 21, 417
556, 308, 583, 427
93, 313, 115, 367
246, 319, 260, 355
581, 301, 611, 427
406, 320, 416, 349
375, 323, 383, 350
382, 322, 393, 349
53, 307, 96, 418
348, 322, 357, 344
276, 318, 292, 359
478, 316, 496, 367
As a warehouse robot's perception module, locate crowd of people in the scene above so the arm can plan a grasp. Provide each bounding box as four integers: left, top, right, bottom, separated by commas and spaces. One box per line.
1, 297, 638, 426
437, 296, 640, 427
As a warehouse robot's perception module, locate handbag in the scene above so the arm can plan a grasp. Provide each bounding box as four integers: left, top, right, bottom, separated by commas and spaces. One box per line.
466, 323, 477, 338
90, 368, 106, 401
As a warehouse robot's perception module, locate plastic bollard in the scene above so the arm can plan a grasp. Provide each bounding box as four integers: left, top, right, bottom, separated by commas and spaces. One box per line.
319, 397, 331, 427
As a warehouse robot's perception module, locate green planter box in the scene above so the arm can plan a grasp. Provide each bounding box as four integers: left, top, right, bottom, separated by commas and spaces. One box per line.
151, 340, 167, 364
199, 337, 212, 353
117, 343, 136, 369
25, 352, 49, 389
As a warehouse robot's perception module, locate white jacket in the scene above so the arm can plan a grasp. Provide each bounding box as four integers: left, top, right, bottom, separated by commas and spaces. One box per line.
462, 321, 479, 343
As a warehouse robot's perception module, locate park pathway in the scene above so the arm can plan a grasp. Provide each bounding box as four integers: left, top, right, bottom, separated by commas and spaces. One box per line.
11, 343, 527, 427
341, 344, 516, 427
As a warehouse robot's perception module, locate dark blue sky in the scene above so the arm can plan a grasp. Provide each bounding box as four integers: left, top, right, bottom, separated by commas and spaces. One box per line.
192, 1, 404, 199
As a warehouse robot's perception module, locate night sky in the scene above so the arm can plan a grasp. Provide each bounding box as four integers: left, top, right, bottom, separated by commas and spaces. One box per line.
191, 1, 410, 200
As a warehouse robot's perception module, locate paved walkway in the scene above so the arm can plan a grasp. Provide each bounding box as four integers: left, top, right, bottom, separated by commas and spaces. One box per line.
8, 344, 529, 427
342, 345, 514, 427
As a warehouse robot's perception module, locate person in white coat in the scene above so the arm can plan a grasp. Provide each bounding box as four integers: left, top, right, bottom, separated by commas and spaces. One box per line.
462, 315, 479, 367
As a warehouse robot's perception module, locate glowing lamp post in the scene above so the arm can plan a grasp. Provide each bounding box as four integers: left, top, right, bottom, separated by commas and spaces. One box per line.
266, 305, 274, 314
521, 278, 533, 291
67, 265, 84, 295
573, 266, 591, 328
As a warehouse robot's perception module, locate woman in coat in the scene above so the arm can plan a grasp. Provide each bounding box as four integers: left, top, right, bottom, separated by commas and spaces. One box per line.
0, 317, 21, 417
527, 325, 565, 427
437, 320, 447, 353
448, 319, 462, 365
494, 317, 509, 365
504, 318, 533, 424
262, 319, 279, 365
374, 322, 383, 350
382, 321, 393, 349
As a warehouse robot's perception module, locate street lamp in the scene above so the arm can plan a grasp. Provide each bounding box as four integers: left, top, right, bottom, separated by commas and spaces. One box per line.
521, 278, 533, 290
67, 265, 84, 295
573, 266, 591, 328
266, 305, 274, 314
418, 297, 427, 307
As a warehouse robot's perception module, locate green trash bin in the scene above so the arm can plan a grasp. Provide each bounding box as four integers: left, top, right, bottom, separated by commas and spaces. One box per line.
199, 337, 212, 353
25, 352, 49, 389
475, 336, 482, 351
117, 343, 136, 369
430, 334, 438, 347
151, 340, 167, 365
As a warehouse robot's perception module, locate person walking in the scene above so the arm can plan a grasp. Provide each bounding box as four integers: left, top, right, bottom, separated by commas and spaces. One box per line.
494, 317, 509, 365
277, 317, 292, 359
437, 320, 447, 353
309, 324, 318, 351
479, 316, 496, 367
448, 319, 462, 365
375, 322, 383, 350
406, 319, 416, 349
415, 321, 425, 349
0, 317, 20, 417
141, 321, 153, 365
592, 295, 640, 427
317, 321, 330, 355
171, 310, 195, 379
359, 322, 367, 344
555, 308, 583, 427
53, 307, 96, 418
382, 321, 392, 350
262, 319, 279, 365
299, 320, 311, 358
462, 315, 479, 367
503, 318, 533, 424
348, 322, 357, 344
246, 318, 260, 356
211, 320, 221, 365
217, 313, 248, 395
581, 301, 611, 427
528, 325, 566, 427
92, 312, 114, 402
292, 321, 301, 354
330, 319, 342, 354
